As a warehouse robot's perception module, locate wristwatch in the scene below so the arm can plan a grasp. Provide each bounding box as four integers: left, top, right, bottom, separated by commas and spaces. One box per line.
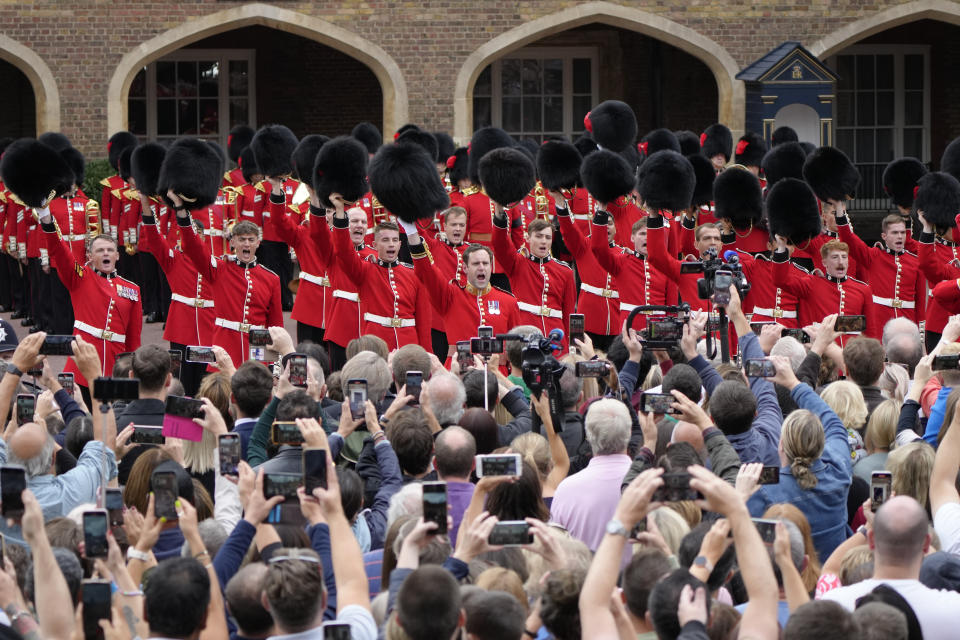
4, 363, 23, 378
126, 547, 151, 562
605, 518, 628, 538
693, 555, 714, 572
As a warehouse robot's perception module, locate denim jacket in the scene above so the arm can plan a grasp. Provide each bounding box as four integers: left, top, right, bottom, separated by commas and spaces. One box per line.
747, 382, 853, 561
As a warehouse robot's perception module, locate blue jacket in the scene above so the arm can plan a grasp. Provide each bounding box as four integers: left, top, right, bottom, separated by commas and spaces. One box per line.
748, 383, 853, 561
923, 386, 952, 445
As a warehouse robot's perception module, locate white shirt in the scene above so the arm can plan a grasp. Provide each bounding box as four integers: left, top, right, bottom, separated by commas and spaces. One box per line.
821, 578, 960, 640
934, 502, 960, 556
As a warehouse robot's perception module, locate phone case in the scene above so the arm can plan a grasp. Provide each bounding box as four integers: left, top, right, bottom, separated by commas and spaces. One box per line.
162, 415, 204, 442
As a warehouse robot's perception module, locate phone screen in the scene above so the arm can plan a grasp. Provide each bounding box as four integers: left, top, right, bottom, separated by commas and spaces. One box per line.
744, 358, 776, 378
57, 373, 75, 395
834, 315, 866, 333
218, 434, 241, 476
15, 395, 35, 426
347, 380, 367, 421
105, 488, 124, 527
303, 449, 327, 493
406, 371, 423, 405
168, 349, 183, 377
488, 520, 533, 546
422, 482, 448, 534
131, 425, 165, 445
871, 471, 892, 510
185, 346, 216, 363
759, 466, 780, 485
456, 341, 472, 370
39, 334, 75, 356
83, 510, 109, 558
82, 580, 112, 640
271, 422, 304, 445
0, 466, 26, 519
288, 354, 308, 388
575, 360, 610, 377
651, 471, 701, 502
151, 471, 178, 519
477, 454, 521, 477
164, 395, 205, 419
249, 328, 271, 347
713, 271, 733, 305
752, 518, 778, 544
263, 473, 301, 500
641, 392, 680, 415
569, 314, 586, 346
324, 623, 352, 640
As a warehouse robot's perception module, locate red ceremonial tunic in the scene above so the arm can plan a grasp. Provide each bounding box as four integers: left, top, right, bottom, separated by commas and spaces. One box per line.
557, 210, 620, 336
917, 233, 960, 335
735, 251, 799, 327
268, 199, 330, 330
647, 216, 710, 312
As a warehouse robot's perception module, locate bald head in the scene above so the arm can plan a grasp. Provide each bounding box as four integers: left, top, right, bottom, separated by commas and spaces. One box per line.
8, 423, 55, 477
671, 422, 705, 455
872, 495, 930, 567
225, 563, 273, 638
434, 426, 476, 480
426, 373, 466, 427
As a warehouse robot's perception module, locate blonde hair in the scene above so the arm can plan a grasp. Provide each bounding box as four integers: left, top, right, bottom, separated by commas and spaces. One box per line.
864, 398, 899, 453
839, 545, 874, 586
763, 503, 822, 593
878, 364, 909, 403
821, 381, 868, 433
522, 528, 591, 600
665, 500, 702, 530
647, 506, 691, 555
888, 441, 935, 511
183, 372, 232, 474
510, 432, 552, 480
780, 409, 825, 490
475, 567, 529, 614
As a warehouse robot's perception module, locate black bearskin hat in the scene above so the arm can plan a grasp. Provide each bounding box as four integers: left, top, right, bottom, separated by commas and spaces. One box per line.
157, 138, 222, 210
227, 125, 255, 163
637, 150, 695, 213
238, 147, 260, 185
771, 126, 799, 146
313, 136, 369, 209
207, 140, 227, 176
802, 146, 861, 202
574, 135, 598, 159
941, 137, 960, 182
580, 149, 635, 205
713, 167, 762, 228
479, 147, 536, 208
446, 147, 469, 186
118, 146, 135, 182
676, 130, 701, 156
761, 142, 807, 187
468, 127, 513, 184
639, 128, 680, 157
882, 158, 928, 209
537, 140, 582, 191
108, 131, 138, 172
370, 142, 449, 223
59, 147, 85, 187
0, 138, 76, 208
914, 172, 960, 232
250, 125, 299, 179
734, 132, 767, 168
700, 124, 732, 163
434, 132, 455, 164
38, 132, 71, 152
351, 122, 382, 155
131, 143, 166, 197
397, 129, 439, 163
688, 154, 716, 209
765, 177, 821, 245
292, 135, 330, 184
583, 100, 637, 153
393, 123, 420, 140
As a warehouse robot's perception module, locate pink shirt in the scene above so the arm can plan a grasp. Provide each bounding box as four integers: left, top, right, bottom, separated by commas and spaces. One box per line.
549, 454, 632, 553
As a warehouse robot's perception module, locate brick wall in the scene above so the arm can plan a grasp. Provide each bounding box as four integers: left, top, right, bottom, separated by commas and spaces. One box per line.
0, 0, 954, 155
0, 59, 35, 139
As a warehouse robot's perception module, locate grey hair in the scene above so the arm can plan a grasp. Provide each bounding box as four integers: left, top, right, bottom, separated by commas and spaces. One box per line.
771, 337, 807, 372
10, 435, 56, 478
181, 520, 228, 559
584, 398, 631, 456
341, 350, 392, 403
427, 373, 466, 426
387, 482, 423, 526
852, 602, 907, 640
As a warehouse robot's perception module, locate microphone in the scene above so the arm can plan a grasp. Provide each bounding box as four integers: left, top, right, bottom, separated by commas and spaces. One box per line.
548, 328, 565, 348
722, 250, 739, 263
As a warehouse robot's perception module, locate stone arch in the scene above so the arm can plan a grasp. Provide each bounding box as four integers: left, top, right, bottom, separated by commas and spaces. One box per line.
811, 0, 960, 59
453, 0, 743, 141
0, 34, 59, 134
107, 2, 407, 140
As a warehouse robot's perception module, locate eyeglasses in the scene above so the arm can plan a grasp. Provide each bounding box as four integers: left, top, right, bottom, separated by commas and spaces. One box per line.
267, 551, 321, 565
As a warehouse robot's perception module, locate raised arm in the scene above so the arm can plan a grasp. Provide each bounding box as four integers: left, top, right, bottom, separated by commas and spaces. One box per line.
332, 207, 369, 288
38, 209, 84, 290
174, 204, 216, 281
408, 234, 456, 316
835, 205, 874, 269
931, 390, 960, 516
491, 207, 520, 275
645, 212, 682, 281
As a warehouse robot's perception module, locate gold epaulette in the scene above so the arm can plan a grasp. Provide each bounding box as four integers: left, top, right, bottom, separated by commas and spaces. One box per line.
222, 171, 233, 184
220, 189, 237, 206
0, 192, 6, 203
99, 177, 112, 188
111, 189, 122, 199
10, 194, 23, 206
461, 185, 481, 197
124, 188, 140, 200
255, 181, 267, 193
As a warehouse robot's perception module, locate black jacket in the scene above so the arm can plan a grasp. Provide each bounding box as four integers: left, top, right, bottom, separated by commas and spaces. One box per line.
115, 398, 165, 484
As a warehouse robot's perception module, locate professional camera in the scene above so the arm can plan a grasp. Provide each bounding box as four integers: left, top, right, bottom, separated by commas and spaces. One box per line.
679, 248, 751, 303
520, 330, 566, 398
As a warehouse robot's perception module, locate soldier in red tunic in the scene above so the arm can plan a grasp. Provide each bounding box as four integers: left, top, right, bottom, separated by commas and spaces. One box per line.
417, 206, 469, 357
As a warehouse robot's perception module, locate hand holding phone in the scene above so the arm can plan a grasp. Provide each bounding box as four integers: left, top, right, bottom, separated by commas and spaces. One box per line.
422, 482, 448, 534
347, 379, 368, 421
0, 466, 26, 521
303, 448, 327, 493
57, 373, 75, 395
218, 434, 241, 476
15, 394, 35, 427
82, 509, 109, 558
151, 470, 178, 520
405, 371, 423, 406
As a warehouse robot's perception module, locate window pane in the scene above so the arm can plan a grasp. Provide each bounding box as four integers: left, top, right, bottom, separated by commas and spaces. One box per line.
522, 96, 542, 132
128, 100, 146, 135
573, 95, 593, 132
856, 129, 875, 162
502, 96, 520, 132
837, 129, 855, 158
544, 59, 562, 95
177, 61, 197, 97
229, 60, 248, 96
199, 61, 218, 97
473, 96, 492, 130
130, 68, 147, 98
572, 58, 591, 94
876, 128, 894, 162
544, 96, 562, 132
903, 128, 923, 159
475, 65, 492, 96
877, 91, 894, 126
836, 55, 854, 91
199, 98, 218, 135
178, 99, 197, 135
502, 59, 521, 97
905, 91, 923, 126
157, 99, 176, 135
156, 61, 175, 98
856, 56, 874, 90
905, 54, 924, 90
522, 59, 542, 95
837, 92, 854, 127
229, 98, 249, 128
856, 92, 875, 126
876, 55, 894, 90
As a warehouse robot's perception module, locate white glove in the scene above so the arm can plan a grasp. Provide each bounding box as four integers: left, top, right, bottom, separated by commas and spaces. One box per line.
397, 218, 418, 237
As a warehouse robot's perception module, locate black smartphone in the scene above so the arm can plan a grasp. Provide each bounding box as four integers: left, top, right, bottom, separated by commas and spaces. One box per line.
488, 520, 534, 546
752, 518, 778, 544
347, 379, 367, 421
0, 466, 26, 520
130, 425, 164, 445
630, 516, 647, 539
422, 481, 448, 534
164, 395, 205, 419
569, 313, 586, 346
640, 392, 681, 415
92, 377, 139, 402
288, 354, 308, 388
324, 623, 352, 640
475, 453, 522, 478
744, 358, 776, 378
750, 322, 776, 334
651, 471, 702, 502
39, 334, 75, 356
105, 488, 124, 528
680, 262, 703, 274
871, 471, 893, 511
406, 371, 423, 406
218, 433, 241, 476
575, 360, 611, 378
713, 270, 733, 306
185, 345, 216, 363
82, 509, 109, 558
303, 448, 327, 493
834, 315, 866, 333
57, 372, 75, 395
271, 421, 303, 446
646, 319, 683, 341
15, 394, 35, 427
168, 349, 183, 378
249, 328, 271, 347
781, 327, 810, 343
151, 470, 178, 520
456, 341, 472, 370
470, 336, 504, 356
81, 579, 112, 640
759, 466, 780, 485
263, 472, 301, 500
933, 354, 960, 371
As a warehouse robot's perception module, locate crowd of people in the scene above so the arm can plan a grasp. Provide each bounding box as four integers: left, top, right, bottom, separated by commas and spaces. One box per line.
0, 111, 958, 639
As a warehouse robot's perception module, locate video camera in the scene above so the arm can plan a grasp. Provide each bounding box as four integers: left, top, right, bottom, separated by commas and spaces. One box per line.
679, 248, 751, 303
622, 304, 691, 349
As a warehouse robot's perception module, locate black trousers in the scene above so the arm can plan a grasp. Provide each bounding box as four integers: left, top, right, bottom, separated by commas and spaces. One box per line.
3, 255, 27, 313
46, 268, 74, 334
431, 329, 449, 360
586, 331, 615, 353
139, 252, 170, 319
328, 341, 347, 373
258, 240, 293, 309
117, 249, 141, 286
170, 340, 207, 397
925, 330, 942, 355
297, 321, 326, 347
28, 258, 45, 327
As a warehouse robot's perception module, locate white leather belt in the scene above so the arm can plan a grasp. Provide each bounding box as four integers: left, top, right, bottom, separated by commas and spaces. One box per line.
873, 295, 915, 309
215, 318, 264, 333
65, 233, 86, 242
203, 229, 223, 237
300, 272, 331, 287
581, 283, 619, 298
571, 214, 592, 221
332, 289, 359, 302
74, 321, 125, 343
364, 312, 416, 328
750, 306, 798, 319
517, 301, 562, 318
172, 293, 214, 308
619, 303, 656, 314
